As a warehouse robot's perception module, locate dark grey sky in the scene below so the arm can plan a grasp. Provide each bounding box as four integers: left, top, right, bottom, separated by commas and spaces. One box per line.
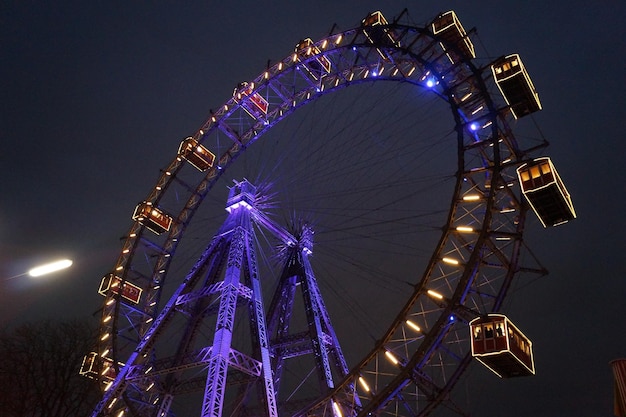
1, 1, 625, 416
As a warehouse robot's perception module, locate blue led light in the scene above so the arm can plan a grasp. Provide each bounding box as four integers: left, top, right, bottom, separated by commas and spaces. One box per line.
449, 315, 455, 322
426, 79, 435, 88
469, 122, 479, 131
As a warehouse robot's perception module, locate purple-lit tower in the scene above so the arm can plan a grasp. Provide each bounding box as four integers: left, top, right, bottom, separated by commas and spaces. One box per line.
89, 180, 350, 417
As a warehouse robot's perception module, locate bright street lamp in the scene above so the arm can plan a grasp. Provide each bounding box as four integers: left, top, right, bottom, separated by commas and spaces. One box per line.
2, 258, 74, 281
28, 259, 73, 277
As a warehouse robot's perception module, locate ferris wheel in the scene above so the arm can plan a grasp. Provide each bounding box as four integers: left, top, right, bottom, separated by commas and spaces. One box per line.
81, 9, 576, 417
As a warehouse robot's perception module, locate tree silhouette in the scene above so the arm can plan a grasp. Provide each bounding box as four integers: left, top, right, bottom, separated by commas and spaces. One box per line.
0, 319, 100, 417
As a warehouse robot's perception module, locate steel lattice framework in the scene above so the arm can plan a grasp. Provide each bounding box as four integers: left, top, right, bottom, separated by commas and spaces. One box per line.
86, 9, 557, 417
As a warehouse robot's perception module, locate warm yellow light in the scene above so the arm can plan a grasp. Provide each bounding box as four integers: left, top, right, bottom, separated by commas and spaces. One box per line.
385, 350, 399, 364
332, 400, 343, 417
456, 226, 474, 233
442, 257, 460, 265
427, 289, 444, 299
406, 319, 421, 332
116, 410, 125, 417
335, 34, 343, 44
358, 376, 370, 392
471, 105, 484, 115
463, 194, 481, 201
103, 315, 112, 323
321, 39, 328, 49
28, 259, 73, 277
101, 349, 110, 357
101, 333, 110, 341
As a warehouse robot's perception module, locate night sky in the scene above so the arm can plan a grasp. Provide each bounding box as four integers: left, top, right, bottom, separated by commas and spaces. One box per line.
2, 1, 625, 416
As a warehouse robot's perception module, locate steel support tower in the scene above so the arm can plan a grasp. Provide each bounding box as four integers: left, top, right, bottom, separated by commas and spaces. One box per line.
91, 180, 351, 417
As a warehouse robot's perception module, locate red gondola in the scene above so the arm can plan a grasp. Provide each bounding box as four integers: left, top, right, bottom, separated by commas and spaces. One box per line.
132, 202, 173, 235
470, 314, 535, 378
178, 137, 215, 172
